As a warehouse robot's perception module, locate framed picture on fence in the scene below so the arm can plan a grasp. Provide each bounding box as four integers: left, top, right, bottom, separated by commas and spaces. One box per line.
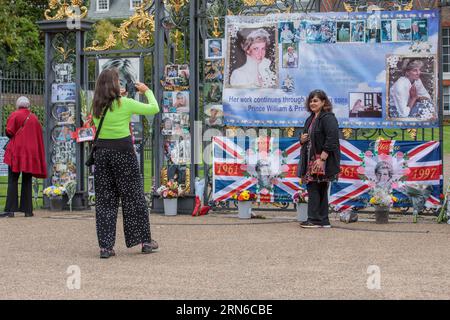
75, 127, 96, 143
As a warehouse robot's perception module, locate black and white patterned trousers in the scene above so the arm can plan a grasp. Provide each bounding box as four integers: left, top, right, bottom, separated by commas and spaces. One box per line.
94, 148, 152, 250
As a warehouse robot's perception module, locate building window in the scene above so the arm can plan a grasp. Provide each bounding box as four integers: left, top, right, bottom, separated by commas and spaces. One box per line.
444, 86, 450, 115
130, 0, 143, 10
443, 28, 450, 73
97, 0, 109, 11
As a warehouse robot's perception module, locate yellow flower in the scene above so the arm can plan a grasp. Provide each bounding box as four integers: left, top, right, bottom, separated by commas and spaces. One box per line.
370, 197, 376, 204
242, 194, 250, 201
392, 196, 398, 202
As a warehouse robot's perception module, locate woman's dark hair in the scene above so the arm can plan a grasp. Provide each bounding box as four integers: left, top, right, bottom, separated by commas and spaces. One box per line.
305, 89, 333, 113
92, 68, 121, 118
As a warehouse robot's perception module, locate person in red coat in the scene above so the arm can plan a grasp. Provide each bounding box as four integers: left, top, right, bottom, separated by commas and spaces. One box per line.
0, 96, 47, 218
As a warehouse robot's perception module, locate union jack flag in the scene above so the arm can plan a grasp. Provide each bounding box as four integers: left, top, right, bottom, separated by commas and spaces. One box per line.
212, 137, 301, 202
330, 139, 443, 211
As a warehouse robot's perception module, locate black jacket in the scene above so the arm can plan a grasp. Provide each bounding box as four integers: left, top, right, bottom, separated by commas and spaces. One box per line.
298, 111, 340, 179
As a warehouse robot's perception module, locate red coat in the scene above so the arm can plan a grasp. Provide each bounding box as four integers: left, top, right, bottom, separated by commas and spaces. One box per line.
3, 108, 47, 178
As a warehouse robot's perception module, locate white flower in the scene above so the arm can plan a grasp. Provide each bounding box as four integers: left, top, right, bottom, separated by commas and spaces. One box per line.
387, 55, 399, 69
230, 26, 239, 38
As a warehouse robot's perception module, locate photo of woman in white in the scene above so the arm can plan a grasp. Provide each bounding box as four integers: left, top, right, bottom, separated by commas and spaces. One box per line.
282, 45, 298, 68
229, 28, 277, 88
389, 58, 434, 119
374, 161, 394, 190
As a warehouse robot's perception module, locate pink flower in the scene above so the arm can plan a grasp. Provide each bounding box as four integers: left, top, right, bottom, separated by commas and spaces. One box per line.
396, 151, 404, 159
260, 188, 269, 195
281, 164, 289, 172
357, 166, 365, 175
392, 182, 399, 189
240, 164, 248, 171
365, 151, 373, 158
162, 190, 169, 198
403, 168, 411, 176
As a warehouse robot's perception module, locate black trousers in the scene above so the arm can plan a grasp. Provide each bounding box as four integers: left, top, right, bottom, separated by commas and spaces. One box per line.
306, 181, 330, 225
94, 148, 152, 250
4, 166, 33, 214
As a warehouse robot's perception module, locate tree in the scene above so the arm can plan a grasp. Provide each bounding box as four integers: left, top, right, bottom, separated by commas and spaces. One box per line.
0, 0, 46, 72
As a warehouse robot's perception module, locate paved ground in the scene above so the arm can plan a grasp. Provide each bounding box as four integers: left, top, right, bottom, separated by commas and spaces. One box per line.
1, 153, 449, 300
1, 208, 449, 300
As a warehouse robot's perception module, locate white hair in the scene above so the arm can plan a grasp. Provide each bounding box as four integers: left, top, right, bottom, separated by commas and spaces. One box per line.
16, 96, 30, 109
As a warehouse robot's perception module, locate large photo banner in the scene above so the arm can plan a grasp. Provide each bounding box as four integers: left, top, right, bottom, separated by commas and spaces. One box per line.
330, 139, 442, 211
212, 137, 442, 209
223, 10, 439, 128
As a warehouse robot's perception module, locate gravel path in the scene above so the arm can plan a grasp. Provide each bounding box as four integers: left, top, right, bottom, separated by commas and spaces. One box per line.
0, 155, 448, 300
0, 208, 449, 300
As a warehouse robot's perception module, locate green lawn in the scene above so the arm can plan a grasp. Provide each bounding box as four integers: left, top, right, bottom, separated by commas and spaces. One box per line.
444, 126, 450, 154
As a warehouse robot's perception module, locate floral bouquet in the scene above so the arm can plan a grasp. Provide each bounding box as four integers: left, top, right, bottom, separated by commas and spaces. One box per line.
292, 188, 308, 203
156, 180, 185, 199
232, 190, 257, 202
404, 183, 434, 223
43, 185, 66, 198
369, 186, 398, 207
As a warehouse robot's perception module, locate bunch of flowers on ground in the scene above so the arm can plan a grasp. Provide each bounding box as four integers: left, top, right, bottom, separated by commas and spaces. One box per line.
43, 185, 66, 198
369, 186, 398, 207
292, 187, 308, 203
232, 190, 257, 201
156, 180, 185, 199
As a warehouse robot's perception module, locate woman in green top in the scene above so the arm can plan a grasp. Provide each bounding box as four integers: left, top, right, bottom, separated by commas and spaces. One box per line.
92, 68, 160, 259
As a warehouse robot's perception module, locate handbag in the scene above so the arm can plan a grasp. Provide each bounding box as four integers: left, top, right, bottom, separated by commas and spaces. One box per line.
309, 154, 325, 176
85, 109, 107, 167
3, 112, 32, 151
2, 140, 9, 151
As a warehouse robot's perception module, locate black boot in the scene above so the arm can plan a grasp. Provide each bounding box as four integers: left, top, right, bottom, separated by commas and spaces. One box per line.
100, 248, 115, 259
141, 240, 159, 254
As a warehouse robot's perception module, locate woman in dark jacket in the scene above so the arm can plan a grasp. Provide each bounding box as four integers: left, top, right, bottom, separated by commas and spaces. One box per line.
298, 90, 340, 228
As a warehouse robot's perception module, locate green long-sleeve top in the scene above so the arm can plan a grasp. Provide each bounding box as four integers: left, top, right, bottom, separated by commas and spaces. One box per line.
93, 90, 159, 139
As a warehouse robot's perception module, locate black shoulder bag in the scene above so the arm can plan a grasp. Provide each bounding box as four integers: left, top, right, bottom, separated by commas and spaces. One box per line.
85, 109, 107, 167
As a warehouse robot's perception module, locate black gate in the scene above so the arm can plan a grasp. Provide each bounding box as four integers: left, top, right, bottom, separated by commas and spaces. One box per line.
33, 0, 445, 213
